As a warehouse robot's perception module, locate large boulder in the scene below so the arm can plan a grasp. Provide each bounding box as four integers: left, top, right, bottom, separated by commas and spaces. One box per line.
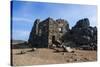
62, 45, 73, 52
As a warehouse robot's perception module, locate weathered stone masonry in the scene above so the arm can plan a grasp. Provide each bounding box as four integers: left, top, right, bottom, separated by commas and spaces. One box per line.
28, 17, 69, 48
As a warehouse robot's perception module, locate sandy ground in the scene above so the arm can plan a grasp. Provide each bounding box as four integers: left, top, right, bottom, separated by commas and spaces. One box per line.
12, 48, 97, 66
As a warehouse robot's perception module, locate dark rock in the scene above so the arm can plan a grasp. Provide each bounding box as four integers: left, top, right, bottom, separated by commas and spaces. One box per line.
62, 18, 97, 50
73, 58, 80, 61
62, 53, 66, 55
83, 58, 89, 61
73, 18, 90, 29
20, 51, 26, 54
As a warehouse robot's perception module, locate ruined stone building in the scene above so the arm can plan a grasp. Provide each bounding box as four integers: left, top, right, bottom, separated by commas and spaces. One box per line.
28, 17, 69, 48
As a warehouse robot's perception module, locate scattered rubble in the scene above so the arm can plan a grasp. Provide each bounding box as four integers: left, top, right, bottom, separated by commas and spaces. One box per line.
20, 50, 26, 54
31, 48, 37, 51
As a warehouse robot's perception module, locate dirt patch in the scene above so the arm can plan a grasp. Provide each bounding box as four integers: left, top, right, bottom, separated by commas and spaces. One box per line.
12, 48, 97, 66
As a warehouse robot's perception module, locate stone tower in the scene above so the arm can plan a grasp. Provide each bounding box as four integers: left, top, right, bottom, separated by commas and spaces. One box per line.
28, 17, 69, 48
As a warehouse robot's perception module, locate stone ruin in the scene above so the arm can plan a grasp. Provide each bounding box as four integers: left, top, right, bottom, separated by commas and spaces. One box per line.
28, 17, 97, 50
28, 17, 69, 48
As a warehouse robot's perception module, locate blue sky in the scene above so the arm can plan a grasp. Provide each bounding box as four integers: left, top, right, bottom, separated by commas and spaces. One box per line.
11, 1, 97, 41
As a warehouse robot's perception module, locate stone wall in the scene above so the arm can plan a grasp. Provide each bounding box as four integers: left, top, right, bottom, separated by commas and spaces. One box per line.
28, 17, 69, 48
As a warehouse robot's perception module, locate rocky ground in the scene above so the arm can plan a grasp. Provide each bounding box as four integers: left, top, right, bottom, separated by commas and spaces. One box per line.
12, 48, 97, 66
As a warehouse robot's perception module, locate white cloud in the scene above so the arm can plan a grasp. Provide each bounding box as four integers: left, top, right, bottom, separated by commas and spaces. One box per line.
12, 17, 33, 23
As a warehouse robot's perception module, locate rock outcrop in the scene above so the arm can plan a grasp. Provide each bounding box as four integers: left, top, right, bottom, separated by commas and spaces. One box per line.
62, 18, 97, 50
